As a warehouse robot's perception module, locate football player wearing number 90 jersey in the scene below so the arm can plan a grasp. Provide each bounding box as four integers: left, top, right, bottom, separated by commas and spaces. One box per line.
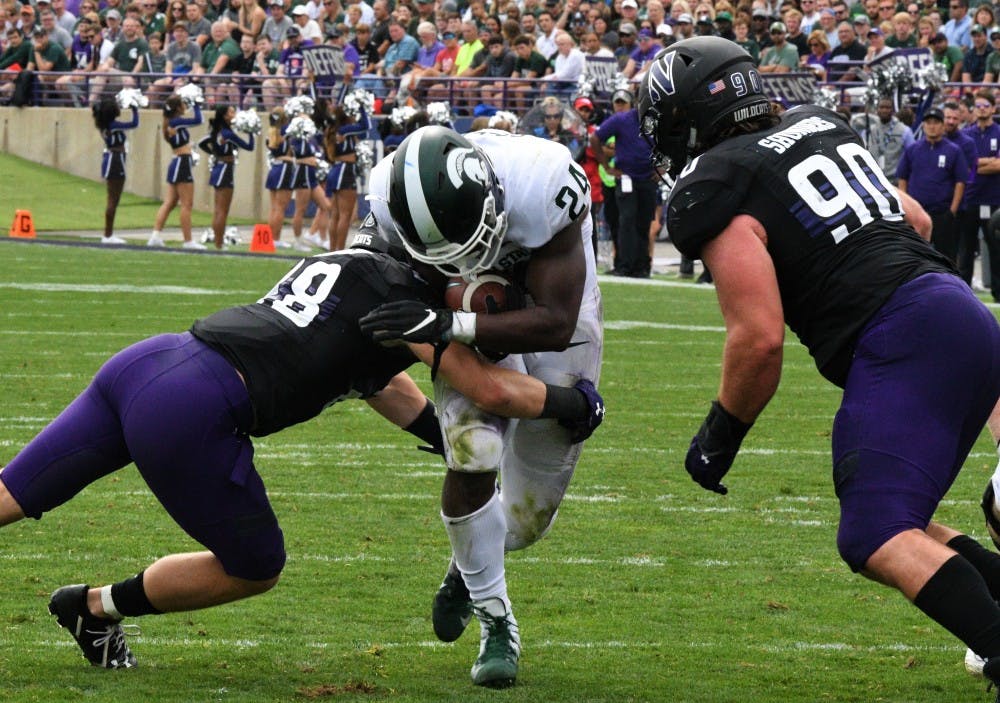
639, 36, 1000, 695
0, 240, 604, 672
360, 125, 604, 688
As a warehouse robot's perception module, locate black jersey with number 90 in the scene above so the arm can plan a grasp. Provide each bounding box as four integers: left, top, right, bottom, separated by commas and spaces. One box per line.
667, 105, 955, 386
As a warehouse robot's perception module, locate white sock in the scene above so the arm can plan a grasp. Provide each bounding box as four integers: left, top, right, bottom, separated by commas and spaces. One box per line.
99, 585, 123, 619
443, 489, 510, 608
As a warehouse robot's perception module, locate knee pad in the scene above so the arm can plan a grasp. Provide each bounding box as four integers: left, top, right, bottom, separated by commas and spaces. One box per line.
504, 506, 558, 552
445, 423, 504, 474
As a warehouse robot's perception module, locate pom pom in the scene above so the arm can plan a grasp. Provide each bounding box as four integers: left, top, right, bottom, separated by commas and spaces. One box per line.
115, 87, 148, 109
191, 150, 200, 167
488, 110, 519, 131
390, 104, 418, 128
811, 86, 840, 112
914, 61, 948, 93
355, 140, 374, 176
316, 158, 331, 182
286, 115, 317, 140
232, 109, 261, 135
342, 89, 375, 120
176, 82, 204, 108
284, 94, 316, 117
425, 101, 453, 127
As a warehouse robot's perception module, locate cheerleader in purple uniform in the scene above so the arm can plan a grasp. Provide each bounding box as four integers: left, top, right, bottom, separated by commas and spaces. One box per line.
289, 120, 331, 252
150, 95, 203, 249
199, 105, 255, 250
323, 106, 370, 252
92, 97, 139, 245
264, 107, 295, 248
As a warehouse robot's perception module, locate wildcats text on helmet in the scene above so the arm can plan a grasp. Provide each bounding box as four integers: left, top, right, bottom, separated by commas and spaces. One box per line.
730, 100, 774, 126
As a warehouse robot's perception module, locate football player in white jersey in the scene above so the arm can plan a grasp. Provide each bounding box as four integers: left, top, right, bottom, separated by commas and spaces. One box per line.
360, 125, 604, 688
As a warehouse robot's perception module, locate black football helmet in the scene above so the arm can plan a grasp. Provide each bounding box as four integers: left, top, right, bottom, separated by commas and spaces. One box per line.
387, 125, 507, 277
638, 37, 772, 176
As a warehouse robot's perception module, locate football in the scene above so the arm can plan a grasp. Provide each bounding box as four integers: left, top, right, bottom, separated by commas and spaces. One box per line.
444, 272, 512, 313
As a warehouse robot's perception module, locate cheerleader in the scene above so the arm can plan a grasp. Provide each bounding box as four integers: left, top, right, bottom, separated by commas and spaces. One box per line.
150, 94, 203, 249
324, 105, 370, 252
264, 107, 295, 248
289, 117, 331, 252
92, 96, 139, 245
199, 105, 255, 250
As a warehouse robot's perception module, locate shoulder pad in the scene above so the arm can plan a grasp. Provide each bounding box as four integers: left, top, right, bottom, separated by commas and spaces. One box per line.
666, 154, 751, 259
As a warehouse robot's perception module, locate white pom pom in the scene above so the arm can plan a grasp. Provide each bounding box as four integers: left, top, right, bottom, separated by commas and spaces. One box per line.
232, 109, 262, 135
287, 115, 317, 140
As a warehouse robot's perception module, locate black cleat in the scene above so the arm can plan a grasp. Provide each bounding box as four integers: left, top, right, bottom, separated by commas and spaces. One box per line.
48, 584, 136, 669
431, 562, 472, 642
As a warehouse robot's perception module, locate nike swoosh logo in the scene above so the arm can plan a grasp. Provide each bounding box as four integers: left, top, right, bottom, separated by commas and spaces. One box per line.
404, 311, 437, 336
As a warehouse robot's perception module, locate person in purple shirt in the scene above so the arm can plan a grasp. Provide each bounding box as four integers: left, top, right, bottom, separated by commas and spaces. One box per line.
959, 89, 1000, 298
588, 90, 657, 278
276, 25, 314, 95
897, 107, 969, 265
942, 100, 979, 275
622, 27, 661, 79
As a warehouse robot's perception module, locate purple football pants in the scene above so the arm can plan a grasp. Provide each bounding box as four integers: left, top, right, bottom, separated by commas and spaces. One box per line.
834, 273, 1000, 571
0, 333, 285, 581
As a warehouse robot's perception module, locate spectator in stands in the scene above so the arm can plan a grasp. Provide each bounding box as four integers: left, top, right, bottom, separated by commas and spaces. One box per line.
0, 26, 30, 76
783, 9, 809, 55
622, 26, 659, 78
897, 106, 968, 265
451, 18, 482, 89
535, 9, 559, 58
369, 0, 391, 55
749, 8, 773, 50
581, 29, 614, 57
865, 26, 892, 60
39, 9, 72, 57
291, 5, 322, 42
541, 28, 583, 94
138, 0, 165, 38
506, 32, 546, 108
985, 29, 1000, 81
733, 17, 761, 62
50, 0, 76, 34
759, 21, 798, 71
27, 26, 69, 104
829, 20, 867, 79
200, 21, 241, 104
916, 15, 935, 47
802, 28, 831, 77
268, 25, 311, 99
351, 22, 379, 73
874, 0, 895, 27
231, 0, 266, 41
396, 17, 440, 97
164, 1, 185, 34
229, 32, 259, 106
89, 16, 146, 105
261, 0, 292, 45
253, 34, 281, 107
821, 6, 841, 47
694, 13, 716, 36
851, 96, 914, 184
887, 10, 917, 47
479, 33, 515, 106
57, 19, 100, 105
376, 18, 417, 98
17, 3, 36, 34
714, 11, 735, 40
942, 0, 971, 50
411, 0, 436, 36
184, 2, 213, 47
613, 21, 636, 68
674, 12, 695, 40
102, 9, 125, 46
931, 30, 964, 80
961, 23, 991, 84
150, 21, 201, 105
957, 90, 1000, 291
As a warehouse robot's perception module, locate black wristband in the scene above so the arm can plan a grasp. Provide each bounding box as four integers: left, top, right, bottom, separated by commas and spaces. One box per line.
697, 400, 753, 454
403, 399, 444, 454
539, 384, 589, 420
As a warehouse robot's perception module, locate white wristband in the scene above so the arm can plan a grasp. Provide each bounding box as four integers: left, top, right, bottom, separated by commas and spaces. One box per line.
450, 311, 476, 345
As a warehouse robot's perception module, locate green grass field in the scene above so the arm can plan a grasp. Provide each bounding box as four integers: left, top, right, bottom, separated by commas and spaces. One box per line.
0, 239, 998, 702
0, 152, 256, 233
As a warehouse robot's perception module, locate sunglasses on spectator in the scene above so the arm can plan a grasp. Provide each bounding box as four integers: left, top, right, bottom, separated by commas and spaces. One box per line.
544, 113, 561, 119
975, 102, 992, 108
879, 5, 893, 10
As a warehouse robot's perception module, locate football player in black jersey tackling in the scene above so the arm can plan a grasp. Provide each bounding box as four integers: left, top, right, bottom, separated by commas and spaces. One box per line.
639, 37, 1000, 694
0, 236, 604, 671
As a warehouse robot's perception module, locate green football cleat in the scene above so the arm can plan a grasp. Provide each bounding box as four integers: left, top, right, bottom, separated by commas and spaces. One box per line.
470, 598, 520, 689
432, 561, 472, 642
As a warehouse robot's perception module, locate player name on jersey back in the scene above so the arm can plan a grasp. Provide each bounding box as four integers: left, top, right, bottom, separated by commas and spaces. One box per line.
757, 115, 838, 155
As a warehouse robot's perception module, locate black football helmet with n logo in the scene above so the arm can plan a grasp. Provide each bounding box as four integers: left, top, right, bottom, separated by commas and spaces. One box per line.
638, 37, 772, 176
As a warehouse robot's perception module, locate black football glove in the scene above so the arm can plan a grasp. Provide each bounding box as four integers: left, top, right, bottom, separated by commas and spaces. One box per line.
559, 379, 606, 444
359, 300, 455, 345
684, 401, 753, 496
